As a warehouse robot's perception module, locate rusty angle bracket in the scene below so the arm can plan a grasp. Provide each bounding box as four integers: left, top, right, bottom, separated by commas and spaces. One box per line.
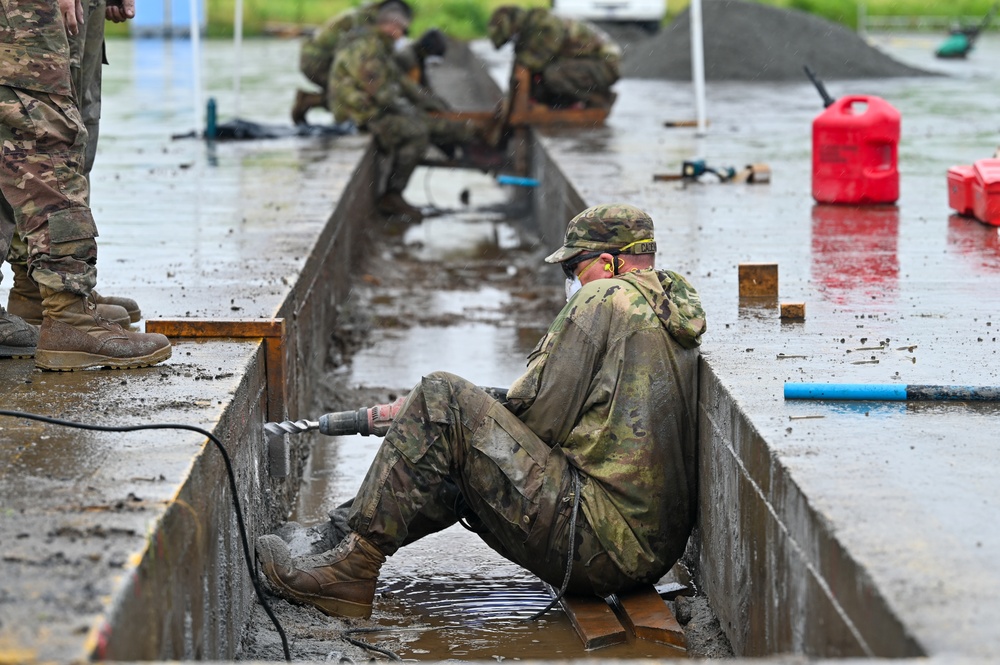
145, 318, 286, 423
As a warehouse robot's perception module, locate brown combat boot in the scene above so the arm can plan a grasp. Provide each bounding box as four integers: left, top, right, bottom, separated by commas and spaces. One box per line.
34, 288, 171, 371
377, 191, 424, 222
7, 263, 132, 327
291, 89, 325, 126
256, 531, 386, 618
0, 306, 38, 359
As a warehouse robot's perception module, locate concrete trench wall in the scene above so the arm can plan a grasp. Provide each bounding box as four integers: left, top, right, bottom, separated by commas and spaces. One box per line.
92, 152, 378, 661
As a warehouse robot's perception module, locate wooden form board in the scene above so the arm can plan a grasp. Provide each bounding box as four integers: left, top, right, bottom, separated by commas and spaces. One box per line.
614, 586, 688, 650
549, 584, 687, 651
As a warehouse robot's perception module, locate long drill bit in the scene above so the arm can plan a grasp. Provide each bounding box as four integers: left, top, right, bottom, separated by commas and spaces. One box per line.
263, 419, 318, 438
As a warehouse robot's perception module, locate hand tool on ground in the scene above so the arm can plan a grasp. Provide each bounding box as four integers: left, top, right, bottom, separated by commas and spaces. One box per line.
653, 159, 737, 183
264, 387, 508, 439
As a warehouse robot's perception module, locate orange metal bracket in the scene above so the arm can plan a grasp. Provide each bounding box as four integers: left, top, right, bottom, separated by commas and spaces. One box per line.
145, 318, 286, 422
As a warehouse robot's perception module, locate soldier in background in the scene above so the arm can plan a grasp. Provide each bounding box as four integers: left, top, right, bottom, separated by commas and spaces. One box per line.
488, 5, 621, 110
256, 203, 707, 619
329, 6, 477, 222
290, 0, 412, 126
0, 0, 171, 369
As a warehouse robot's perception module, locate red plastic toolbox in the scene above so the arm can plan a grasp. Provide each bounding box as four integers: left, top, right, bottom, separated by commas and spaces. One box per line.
972, 158, 1000, 227
947, 165, 976, 216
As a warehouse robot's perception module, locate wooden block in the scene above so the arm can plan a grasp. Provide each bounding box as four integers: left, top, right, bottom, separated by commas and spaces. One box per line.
615, 586, 688, 650
781, 302, 806, 320
739, 262, 778, 297
548, 586, 626, 650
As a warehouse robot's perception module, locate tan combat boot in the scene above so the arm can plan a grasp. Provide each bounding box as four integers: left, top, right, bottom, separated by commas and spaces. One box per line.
256, 531, 385, 618
0, 306, 38, 359
291, 89, 326, 126
7, 263, 132, 327
377, 191, 424, 222
35, 287, 171, 371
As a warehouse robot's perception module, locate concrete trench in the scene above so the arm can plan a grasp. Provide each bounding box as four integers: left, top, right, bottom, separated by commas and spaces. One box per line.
2, 34, 1000, 663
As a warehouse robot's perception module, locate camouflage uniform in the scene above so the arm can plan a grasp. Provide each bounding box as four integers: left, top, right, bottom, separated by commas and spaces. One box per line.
0, 0, 99, 296
331, 26, 473, 195
346, 204, 707, 593
3, 0, 106, 280
298, 3, 380, 94
493, 7, 621, 108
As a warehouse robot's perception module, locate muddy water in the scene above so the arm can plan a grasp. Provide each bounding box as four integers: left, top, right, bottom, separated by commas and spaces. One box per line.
269, 170, 692, 661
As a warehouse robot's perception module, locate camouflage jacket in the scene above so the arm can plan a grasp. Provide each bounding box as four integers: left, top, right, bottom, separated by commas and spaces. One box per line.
513, 9, 621, 75
507, 269, 706, 582
0, 0, 73, 95
330, 27, 444, 127
300, 3, 380, 82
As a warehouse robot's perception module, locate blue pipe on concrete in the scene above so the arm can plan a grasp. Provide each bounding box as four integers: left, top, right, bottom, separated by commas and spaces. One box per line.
497, 174, 539, 187
784, 383, 1000, 401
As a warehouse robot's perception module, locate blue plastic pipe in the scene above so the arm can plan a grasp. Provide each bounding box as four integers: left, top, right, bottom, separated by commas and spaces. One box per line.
497, 175, 539, 187
784, 383, 1000, 401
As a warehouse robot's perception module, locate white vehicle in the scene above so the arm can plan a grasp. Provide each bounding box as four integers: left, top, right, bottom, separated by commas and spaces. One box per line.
550, 0, 667, 31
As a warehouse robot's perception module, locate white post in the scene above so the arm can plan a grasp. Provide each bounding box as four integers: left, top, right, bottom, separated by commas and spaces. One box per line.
690, 0, 707, 136
233, 0, 243, 118
189, 0, 203, 131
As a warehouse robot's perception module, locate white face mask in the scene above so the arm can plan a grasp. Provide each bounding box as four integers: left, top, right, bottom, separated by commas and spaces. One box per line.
564, 276, 582, 301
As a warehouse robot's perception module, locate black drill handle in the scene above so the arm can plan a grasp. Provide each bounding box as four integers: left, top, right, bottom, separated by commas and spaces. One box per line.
319, 408, 370, 436
803, 65, 835, 108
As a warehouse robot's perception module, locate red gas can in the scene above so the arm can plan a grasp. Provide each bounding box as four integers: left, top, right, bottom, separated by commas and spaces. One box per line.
812, 95, 900, 205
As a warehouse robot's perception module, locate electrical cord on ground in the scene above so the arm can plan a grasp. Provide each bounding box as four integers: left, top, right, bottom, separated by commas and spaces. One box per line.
525, 466, 581, 621
0, 409, 292, 662
341, 627, 404, 661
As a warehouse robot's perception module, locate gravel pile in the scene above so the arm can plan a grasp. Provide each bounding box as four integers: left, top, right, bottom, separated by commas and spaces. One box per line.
613, 0, 931, 81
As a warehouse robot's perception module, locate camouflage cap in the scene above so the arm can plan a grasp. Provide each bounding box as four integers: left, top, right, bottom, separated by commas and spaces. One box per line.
545, 203, 656, 263
488, 6, 526, 48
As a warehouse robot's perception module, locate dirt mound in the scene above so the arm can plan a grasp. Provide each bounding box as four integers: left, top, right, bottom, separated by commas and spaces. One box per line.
615, 0, 931, 81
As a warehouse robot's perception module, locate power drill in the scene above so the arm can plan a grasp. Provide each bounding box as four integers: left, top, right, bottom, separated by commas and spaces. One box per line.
264, 387, 508, 439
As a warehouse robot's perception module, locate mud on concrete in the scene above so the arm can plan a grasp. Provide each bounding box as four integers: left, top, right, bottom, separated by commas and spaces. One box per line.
240, 189, 732, 661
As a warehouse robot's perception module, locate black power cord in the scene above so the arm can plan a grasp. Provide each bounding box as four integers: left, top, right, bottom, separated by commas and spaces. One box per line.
0, 409, 291, 662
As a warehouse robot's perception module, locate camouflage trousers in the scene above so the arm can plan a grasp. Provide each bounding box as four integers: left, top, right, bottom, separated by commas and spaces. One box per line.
0, 86, 98, 295
1, 0, 104, 292
348, 371, 638, 597
69, 0, 108, 178
535, 58, 619, 107
367, 110, 476, 194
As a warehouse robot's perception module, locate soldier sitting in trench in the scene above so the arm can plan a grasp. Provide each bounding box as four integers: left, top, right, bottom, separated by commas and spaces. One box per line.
256, 203, 707, 618
487, 5, 622, 111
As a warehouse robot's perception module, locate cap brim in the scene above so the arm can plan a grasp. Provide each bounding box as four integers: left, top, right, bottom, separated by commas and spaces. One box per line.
544, 246, 587, 264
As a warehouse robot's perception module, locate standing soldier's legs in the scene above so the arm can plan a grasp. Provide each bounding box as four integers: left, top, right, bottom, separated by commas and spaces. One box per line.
0, 196, 38, 358
0, 86, 170, 370
257, 372, 635, 618
70, 0, 107, 180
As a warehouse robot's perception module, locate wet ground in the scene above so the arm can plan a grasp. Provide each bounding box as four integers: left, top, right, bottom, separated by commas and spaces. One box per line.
3, 26, 1000, 663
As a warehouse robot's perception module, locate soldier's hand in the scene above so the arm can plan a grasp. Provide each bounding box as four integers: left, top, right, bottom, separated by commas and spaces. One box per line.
59, 0, 84, 35
106, 0, 136, 22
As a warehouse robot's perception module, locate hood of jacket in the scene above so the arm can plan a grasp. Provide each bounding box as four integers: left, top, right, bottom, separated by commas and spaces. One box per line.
619, 269, 707, 349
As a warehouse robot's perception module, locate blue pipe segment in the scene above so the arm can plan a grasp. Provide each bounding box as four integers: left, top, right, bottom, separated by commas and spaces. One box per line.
497, 175, 539, 187
784, 383, 1000, 401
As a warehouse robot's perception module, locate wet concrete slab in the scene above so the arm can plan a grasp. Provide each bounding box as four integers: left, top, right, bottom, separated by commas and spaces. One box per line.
524, 34, 1000, 659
